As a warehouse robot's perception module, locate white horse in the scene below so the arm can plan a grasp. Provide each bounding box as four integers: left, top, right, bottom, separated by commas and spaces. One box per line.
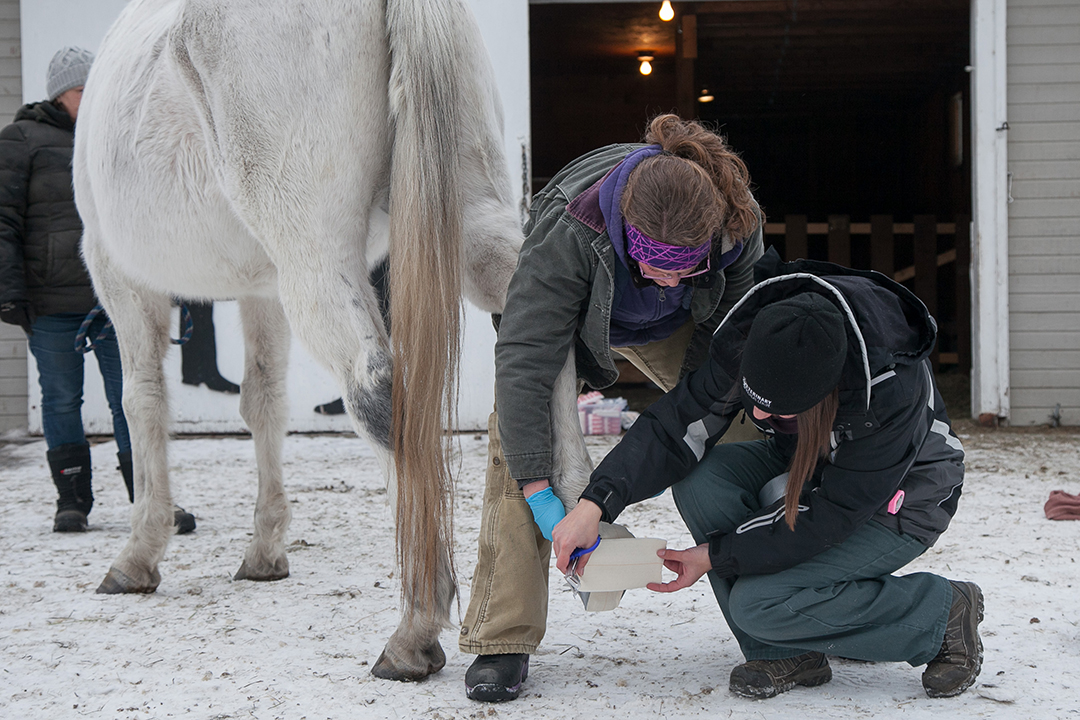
74, 0, 593, 681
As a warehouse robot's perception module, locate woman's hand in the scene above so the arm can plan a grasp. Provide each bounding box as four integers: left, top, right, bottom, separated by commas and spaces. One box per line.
552, 499, 603, 575
646, 544, 711, 593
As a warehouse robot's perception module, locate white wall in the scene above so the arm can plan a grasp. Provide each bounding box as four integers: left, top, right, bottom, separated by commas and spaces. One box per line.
20, 0, 530, 434
1005, 0, 1080, 426
0, 0, 25, 433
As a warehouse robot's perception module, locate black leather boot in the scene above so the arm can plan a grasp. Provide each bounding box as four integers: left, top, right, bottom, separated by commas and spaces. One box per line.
48, 443, 93, 532
117, 451, 197, 534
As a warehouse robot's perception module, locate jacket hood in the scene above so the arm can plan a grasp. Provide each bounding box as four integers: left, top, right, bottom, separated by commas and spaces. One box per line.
713, 248, 937, 413
15, 101, 74, 130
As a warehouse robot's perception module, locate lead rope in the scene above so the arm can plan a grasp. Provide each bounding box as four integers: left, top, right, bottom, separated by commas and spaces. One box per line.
75, 303, 194, 353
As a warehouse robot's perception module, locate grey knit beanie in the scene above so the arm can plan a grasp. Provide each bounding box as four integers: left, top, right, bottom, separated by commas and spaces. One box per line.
47, 47, 95, 100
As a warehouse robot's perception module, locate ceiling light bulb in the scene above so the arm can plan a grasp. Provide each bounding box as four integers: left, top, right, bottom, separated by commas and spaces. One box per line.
698, 88, 714, 103
659, 1, 674, 21
639, 59, 653, 75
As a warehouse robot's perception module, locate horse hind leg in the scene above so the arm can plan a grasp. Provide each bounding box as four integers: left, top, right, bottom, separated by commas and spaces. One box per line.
347, 351, 454, 681
372, 545, 455, 680
233, 296, 292, 582
83, 242, 175, 594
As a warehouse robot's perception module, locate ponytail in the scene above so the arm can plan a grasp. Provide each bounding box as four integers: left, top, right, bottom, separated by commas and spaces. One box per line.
630, 113, 759, 242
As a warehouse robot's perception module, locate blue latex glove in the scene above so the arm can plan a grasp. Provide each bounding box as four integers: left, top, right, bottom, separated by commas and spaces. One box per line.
525, 487, 566, 541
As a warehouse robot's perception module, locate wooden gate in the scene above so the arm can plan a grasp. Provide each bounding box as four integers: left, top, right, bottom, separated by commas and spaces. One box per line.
766, 214, 971, 370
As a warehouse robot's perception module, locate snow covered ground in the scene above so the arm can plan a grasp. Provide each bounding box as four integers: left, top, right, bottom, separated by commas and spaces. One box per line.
2, 425, 1078, 719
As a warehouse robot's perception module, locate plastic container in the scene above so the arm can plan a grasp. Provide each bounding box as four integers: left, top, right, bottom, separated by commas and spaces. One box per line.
577, 394, 628, 436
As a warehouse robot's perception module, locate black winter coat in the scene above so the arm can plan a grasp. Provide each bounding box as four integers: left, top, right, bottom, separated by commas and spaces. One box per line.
0, 101, 95, 316
581, 249, 966, 578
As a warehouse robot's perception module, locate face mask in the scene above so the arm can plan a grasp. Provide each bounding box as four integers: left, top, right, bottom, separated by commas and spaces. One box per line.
765, 414, 799, 435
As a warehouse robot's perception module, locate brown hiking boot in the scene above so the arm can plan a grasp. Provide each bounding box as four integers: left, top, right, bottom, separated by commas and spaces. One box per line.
922, 581, 984, 697
729, 651, 832, 699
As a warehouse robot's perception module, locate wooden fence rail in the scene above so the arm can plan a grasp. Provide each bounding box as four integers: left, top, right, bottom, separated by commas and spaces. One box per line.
764, 214, 971, 370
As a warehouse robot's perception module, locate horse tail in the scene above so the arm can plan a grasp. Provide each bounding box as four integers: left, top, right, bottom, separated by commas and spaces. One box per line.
385, 0, 467, 614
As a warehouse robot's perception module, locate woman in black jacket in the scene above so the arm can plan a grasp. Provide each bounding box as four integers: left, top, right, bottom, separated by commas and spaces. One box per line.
553, 250, 983, 700
0, 47, 194, 533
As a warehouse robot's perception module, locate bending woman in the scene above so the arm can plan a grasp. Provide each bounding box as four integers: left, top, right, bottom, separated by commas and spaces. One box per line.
462, 115, 765, 701
554, 250, 981, 700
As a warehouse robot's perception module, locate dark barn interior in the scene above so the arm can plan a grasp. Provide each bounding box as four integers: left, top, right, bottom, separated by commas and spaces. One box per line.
529, 0, 973, 376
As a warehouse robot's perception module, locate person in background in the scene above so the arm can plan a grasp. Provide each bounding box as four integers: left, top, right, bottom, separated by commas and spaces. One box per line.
553, 250, 981, 700
0, 47, 195, 533
180, 300, 240, 394
462, 114, 765, 701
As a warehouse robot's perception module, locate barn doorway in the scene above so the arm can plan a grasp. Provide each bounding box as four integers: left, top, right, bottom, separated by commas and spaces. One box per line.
529, 0, 972, 400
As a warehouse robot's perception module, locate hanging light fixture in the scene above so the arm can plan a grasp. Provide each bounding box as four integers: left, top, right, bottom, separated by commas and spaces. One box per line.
659, 1, 675, 22
638, 52, 655, 75
698, 88, 715, 103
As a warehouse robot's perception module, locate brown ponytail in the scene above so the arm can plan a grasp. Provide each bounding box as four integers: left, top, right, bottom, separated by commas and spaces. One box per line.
784, 387, 840, 530
621, 114, 759, 248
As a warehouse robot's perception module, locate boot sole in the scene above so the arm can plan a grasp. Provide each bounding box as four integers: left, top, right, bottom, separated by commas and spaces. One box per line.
465, 681, 525, 702
925, 582, 984, 698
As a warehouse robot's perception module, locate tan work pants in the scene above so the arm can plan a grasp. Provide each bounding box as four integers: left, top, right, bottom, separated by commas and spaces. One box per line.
459, 320, 759, 654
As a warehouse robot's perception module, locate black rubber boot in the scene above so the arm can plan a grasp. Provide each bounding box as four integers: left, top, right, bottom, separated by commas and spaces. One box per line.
48, 443, 93, 533
117, 451, 196, 534
180, 301, 240, 394
465, 654, 529, 702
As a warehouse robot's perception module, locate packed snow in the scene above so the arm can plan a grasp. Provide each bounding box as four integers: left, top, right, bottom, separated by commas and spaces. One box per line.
2, 424, 1078, 719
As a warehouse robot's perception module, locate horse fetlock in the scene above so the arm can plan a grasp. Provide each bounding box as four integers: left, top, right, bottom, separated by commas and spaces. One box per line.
370, 640, 446, 681
96, 565, 161, 594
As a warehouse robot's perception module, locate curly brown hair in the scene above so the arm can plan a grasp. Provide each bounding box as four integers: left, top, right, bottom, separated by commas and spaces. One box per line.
621, 114, 759, 248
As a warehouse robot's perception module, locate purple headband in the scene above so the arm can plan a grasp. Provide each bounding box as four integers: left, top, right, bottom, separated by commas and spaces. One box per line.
625, 223, 711, 271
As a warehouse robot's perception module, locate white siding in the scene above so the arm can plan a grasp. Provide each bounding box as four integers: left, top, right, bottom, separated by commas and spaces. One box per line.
1007, 0, 1080, 426
0, 0, 25, 432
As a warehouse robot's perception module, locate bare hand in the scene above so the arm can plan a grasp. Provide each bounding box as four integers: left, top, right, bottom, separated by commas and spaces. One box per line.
646, 544, 711, 593
552, 499, 602, 575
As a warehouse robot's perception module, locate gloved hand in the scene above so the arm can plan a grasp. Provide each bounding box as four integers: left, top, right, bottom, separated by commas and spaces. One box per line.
0, 300, 35, 335
525, 486, 566, 541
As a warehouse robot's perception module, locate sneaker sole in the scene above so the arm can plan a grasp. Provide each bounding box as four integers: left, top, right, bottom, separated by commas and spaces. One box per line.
926, 582, 984, 698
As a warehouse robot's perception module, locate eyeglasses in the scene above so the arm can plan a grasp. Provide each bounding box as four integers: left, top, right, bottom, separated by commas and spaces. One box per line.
637, 254, 711, 281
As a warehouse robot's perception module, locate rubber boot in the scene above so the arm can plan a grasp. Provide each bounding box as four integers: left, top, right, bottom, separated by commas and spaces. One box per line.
180, 301, 240, 394
117, 451, 196, 535
48, 443, 93, 532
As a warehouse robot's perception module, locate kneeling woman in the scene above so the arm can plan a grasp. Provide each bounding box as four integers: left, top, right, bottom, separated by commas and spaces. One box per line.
553, 250, 981, 700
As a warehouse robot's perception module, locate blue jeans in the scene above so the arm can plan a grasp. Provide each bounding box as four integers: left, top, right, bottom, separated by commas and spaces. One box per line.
26, 312, 131, 453
672, 439, 951, 666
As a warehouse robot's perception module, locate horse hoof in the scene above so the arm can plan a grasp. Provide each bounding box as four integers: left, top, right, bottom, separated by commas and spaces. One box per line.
233, 559, 289, 582
370, 642, 446, 682
96, 566, 159, 594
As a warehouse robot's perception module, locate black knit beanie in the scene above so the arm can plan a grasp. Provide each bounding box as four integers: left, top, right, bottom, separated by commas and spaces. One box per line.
740, 293, 848, 416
